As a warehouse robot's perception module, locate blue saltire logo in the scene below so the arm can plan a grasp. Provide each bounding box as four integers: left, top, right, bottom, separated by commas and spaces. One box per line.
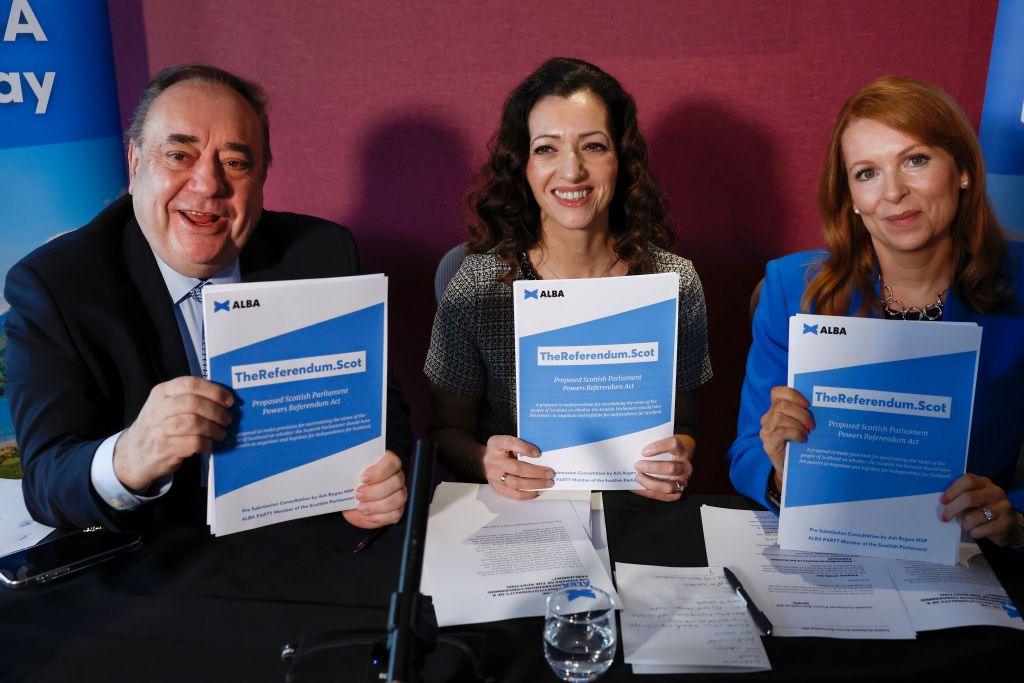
214, 300, 230, 312
566, 588, 597, 601
803, 323, 818, 335
524, 289, 539, 300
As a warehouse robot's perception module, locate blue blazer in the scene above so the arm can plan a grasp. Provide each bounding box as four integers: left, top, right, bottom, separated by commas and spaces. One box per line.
727, 244, 1024, 511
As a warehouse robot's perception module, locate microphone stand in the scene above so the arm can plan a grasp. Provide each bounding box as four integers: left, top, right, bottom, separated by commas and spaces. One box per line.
282, 440, 488, 683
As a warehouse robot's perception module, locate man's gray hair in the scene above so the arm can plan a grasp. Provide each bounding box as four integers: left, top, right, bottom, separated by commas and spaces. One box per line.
124, 63, 272, 170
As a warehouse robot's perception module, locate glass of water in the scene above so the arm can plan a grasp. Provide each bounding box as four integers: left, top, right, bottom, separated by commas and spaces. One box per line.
543, 586, 617, 682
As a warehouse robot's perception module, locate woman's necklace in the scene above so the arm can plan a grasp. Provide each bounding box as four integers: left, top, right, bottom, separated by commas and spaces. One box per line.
537, 249, 618, 280
880, 280, 947, 321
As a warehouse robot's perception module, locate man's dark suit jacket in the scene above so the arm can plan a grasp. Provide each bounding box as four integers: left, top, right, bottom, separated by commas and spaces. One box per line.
4, 195, 413, 532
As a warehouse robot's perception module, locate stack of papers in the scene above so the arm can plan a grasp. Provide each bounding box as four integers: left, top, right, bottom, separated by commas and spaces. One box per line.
0, 479, 53, 556
421, 483, 615, 627
702, 506, 1024, 638
616, 563, 771, 674
513, 273, 680, 490
203, 275, 388, 536
782, 314, 982, 564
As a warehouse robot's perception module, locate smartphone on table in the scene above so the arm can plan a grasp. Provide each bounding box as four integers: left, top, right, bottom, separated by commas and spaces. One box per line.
0, 527, 141, 589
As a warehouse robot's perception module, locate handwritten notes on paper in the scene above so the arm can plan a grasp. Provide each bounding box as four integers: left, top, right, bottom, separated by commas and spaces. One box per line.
616, 563, 770, 674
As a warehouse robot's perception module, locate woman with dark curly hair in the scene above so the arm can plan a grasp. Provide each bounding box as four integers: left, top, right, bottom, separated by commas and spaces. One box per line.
424, 57, 712, 501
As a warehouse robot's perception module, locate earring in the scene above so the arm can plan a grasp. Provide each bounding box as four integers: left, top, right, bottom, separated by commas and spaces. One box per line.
853, 208, 860, 215
961, 178, 969, 188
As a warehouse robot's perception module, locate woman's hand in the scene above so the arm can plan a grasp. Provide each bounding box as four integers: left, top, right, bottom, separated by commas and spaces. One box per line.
480, 435, 554, 501
759, 387, 814, 488
632, 434, 695, 502
941, 473, 1024, 547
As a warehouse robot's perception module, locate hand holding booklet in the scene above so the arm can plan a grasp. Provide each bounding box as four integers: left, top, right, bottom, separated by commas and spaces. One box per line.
202, 274, 388, 536
514, 273, 679, 490
781, 314, 982, 564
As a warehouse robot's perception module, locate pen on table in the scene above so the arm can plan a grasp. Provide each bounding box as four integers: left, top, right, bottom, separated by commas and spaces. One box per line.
723, 566, 774, 636
353, 527, 389, 554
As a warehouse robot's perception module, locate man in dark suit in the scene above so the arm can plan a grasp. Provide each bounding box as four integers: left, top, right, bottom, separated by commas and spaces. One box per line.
4, 64, 411, 533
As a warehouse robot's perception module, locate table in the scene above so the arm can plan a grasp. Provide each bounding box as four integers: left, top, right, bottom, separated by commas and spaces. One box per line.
3, 493, 1022, 681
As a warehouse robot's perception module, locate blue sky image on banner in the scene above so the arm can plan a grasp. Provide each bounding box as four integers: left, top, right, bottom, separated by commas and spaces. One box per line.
0, 0, 126, 455
979, 0, 1024, 234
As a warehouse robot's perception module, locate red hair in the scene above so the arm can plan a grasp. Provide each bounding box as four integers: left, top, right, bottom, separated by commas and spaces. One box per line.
804, 75, 1010, 316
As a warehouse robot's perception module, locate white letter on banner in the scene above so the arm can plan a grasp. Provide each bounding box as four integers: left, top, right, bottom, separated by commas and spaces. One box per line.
23, 71, 54, 114
0, 72, 23, 103
4, 0, 47, 41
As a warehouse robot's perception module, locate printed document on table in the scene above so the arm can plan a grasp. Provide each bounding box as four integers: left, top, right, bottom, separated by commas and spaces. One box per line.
616, 563, 770, 674
513, 273, 678, 490
0, 479, 53, 556
203, 275, 387, 536
421, 483, 618, 627
701, 506, 915, 639
781, 314, 980, 564
889, 541, 1024, 632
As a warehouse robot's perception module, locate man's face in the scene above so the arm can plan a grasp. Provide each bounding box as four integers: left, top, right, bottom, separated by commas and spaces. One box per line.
128, 80, 266, 278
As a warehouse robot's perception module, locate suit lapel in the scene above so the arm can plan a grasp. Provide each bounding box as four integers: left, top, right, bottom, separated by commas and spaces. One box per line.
120, 216, 192, 382
239, 211, 292, 284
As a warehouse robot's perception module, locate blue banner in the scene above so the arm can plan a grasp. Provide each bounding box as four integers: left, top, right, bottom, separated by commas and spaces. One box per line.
0, 0, 126, 475
979, 0, 1024, 233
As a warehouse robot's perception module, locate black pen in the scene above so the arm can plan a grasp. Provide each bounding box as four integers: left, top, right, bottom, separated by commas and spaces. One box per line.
723, 566, 774, 636
353, 526, 389, 554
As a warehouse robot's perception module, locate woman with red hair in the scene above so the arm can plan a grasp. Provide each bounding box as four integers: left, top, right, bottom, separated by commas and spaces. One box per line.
727, 75, 1024, 547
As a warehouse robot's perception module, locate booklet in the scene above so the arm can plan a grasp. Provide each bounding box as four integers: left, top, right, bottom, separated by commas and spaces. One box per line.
513, 273, 679, 490
780, 314, 982, 564
202, 275, 387, 536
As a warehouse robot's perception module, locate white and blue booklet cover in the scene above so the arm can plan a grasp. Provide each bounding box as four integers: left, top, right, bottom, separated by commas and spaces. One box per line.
779, 313, 981, 565
202, 275, 387, 536
513, 273, 678, 490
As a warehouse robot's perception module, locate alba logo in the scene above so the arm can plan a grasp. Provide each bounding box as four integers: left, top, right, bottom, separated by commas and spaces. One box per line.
523, 289, 564, 300
803, 323, 846, 336
214, 299, 261, 312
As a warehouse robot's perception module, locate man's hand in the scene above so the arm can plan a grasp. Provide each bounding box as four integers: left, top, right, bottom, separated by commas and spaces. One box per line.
113, 376, 234, 492
342, 451, 407, 529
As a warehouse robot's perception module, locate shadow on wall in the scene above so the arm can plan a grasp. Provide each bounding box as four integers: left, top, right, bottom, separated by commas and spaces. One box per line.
346, 115, 474, 436
107, 0, 149, 130
649, 100, 788, 496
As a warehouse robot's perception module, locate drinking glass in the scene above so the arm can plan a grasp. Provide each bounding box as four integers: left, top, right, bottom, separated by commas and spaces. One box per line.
543, 586, 617, 682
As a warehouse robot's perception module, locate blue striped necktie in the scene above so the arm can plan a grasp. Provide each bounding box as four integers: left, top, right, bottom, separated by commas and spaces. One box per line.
187, 280, 211, 486
187, 281, 210, 378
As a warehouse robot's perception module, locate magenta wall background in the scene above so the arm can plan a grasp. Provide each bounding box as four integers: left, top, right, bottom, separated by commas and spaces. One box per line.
107, 0, 998, 493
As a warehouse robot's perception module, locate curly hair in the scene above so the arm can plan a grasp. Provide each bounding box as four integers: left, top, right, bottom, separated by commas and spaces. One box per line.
804, 75, 1011, 316
466, 57, 674, 281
